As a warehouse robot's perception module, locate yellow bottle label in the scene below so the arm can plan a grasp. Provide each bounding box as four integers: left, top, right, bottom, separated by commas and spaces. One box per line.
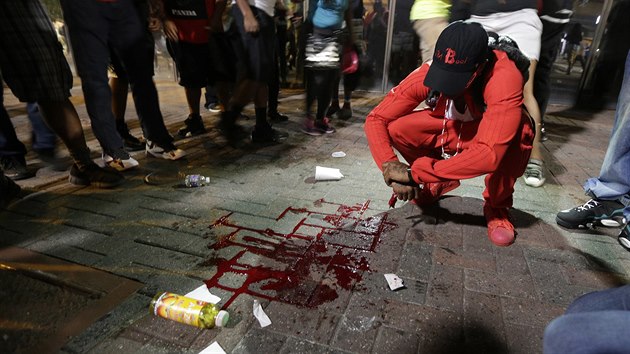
153, 292, 206, 328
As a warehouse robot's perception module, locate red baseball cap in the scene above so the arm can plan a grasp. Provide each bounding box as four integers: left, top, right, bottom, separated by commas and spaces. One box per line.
424, 21, 489, 97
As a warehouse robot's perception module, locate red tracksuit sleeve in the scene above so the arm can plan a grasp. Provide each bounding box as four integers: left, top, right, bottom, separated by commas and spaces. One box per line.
411, 53, 526, 183
364, 65, 431, 170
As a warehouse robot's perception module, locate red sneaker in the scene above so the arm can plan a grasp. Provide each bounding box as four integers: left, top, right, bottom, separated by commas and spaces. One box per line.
484, 205, 515, 247
412, 180, 461, 206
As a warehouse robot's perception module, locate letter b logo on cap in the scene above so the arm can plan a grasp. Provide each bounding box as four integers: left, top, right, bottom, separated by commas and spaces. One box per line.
445, 48, 456, 64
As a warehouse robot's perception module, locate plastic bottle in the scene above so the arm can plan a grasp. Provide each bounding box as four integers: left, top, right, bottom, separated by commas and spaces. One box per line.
149, 292, 229, 329
184, 174, 210, 187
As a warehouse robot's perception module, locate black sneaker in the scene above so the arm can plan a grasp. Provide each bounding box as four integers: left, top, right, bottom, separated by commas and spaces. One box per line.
34, 148, 72, 171
326, 103, 340, 117
618, 222, 630, 251
0, 156, 34, 180
177, 114, 207, 138
121, 132, 145, 152
218, 112, 247, 140
117, 121, 146, 151
251, 124, 288, 143
0, 172, 21, 208
68, 163, 125, 188
556, 198, 626, 229
269, 111, 289, 123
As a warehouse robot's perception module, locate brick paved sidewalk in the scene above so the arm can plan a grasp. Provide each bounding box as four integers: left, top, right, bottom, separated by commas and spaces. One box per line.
1, 81, 628, 354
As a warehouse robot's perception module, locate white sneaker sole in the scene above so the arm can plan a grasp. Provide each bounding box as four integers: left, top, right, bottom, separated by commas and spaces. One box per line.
102, 156, 139, 171
524, 176, 546, 188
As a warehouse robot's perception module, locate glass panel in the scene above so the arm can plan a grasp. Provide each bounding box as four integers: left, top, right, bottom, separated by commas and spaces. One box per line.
386, 0, 418, 89
358, 0, 391, 91
547, 0, 605, 107
578, 0, 630, 109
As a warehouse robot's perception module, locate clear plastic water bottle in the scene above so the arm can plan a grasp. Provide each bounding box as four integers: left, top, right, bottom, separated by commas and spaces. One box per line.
184, 174, 210, 187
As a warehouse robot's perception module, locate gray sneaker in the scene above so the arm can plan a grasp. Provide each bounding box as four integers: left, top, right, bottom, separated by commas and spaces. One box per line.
619, 222, 630, 251
523, 159, 545, 187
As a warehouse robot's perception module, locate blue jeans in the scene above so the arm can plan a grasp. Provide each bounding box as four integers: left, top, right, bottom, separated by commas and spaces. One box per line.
0, 97, 56, 158
584, 50, 630, 220
60, 0, 173, 153
543, 285, 630, 354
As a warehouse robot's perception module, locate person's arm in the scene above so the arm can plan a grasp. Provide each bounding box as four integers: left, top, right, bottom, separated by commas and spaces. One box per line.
364, 64, 431, 170
344, 1, 353, 45
235, 0, 259, 33
410, 53, 528, 184
210, 0, 226, 33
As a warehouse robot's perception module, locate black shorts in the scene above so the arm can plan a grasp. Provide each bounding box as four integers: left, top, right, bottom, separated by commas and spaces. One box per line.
0, 0, 73, 102
167, 40, 211, 88
232, 5, 275, 82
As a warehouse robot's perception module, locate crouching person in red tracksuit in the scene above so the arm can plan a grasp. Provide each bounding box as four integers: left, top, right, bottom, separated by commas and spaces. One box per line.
364, 21, 535, 247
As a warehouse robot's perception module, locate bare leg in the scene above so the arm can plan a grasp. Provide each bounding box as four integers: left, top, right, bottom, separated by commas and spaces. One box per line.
524, 60, 543, 162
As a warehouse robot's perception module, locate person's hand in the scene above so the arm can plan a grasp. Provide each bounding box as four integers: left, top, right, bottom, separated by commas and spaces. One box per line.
163, 20, 178, 42
382, 160, 412, 186
244, 14, 259, 33
391, 182, 422, 201
148, 17, 162, 32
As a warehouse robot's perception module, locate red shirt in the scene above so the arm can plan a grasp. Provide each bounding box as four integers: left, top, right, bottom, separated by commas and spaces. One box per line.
165, 0, 215, 43
364, 50, 527, 184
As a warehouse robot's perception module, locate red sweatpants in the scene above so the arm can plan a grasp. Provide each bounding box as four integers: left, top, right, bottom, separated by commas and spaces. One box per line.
387, 110, 534, 209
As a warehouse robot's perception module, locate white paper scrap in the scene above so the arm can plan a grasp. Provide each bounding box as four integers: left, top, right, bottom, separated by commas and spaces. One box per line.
198, 341, 226, 354
185, 284, 221, 304
332, 151, 346, 158
253, 299, 272, 328
384, 273, 405, 291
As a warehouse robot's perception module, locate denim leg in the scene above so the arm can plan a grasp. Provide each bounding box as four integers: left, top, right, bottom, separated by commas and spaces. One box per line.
27, 102, 57, 151
60, 0, 124, 154
584, 50, 630, 220
0, 95, 27, 158
566, 285, 630, 313
108, 2, 173, 148
543, 311, 630, 354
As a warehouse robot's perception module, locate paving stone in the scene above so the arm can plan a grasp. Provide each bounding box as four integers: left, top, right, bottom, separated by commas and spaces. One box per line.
397, 240, 433, 282
330, 314, 381, 353
425, 264, 464, 312
504, 323, 546, 354
463, 290, 508, 352
263, 301, 341, 344
501, 296, 566, 328
372, 326, 419, 354
232, 328, 287, 354
279, 337, 351, 354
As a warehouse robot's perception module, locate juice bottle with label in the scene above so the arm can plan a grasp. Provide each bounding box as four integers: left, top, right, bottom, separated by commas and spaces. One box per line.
149, 292, 229, 329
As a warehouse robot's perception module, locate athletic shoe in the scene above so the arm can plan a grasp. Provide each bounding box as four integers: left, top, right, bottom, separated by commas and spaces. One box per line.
121, 133, 145, 152
523, 159, 546, 187
68, 163, 124, 188
0, 172, 21, 208
146, 140, 187, 160
251, 124, 288, 143
484, 205, 515, 247
338, 105, 353, 120
102, 153, 139, 171
177, 114, 207, 138
205, 102, 224, 113
326, 103, 340, 117
269, 111, 289, 122
0, 156, 33, 180
315, 117, 336, 134
117, 121, 145, 151
618, 222, 630, 251
34, 148, 71, 171
301, 118, 322, 136
556, 198, 626, 229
